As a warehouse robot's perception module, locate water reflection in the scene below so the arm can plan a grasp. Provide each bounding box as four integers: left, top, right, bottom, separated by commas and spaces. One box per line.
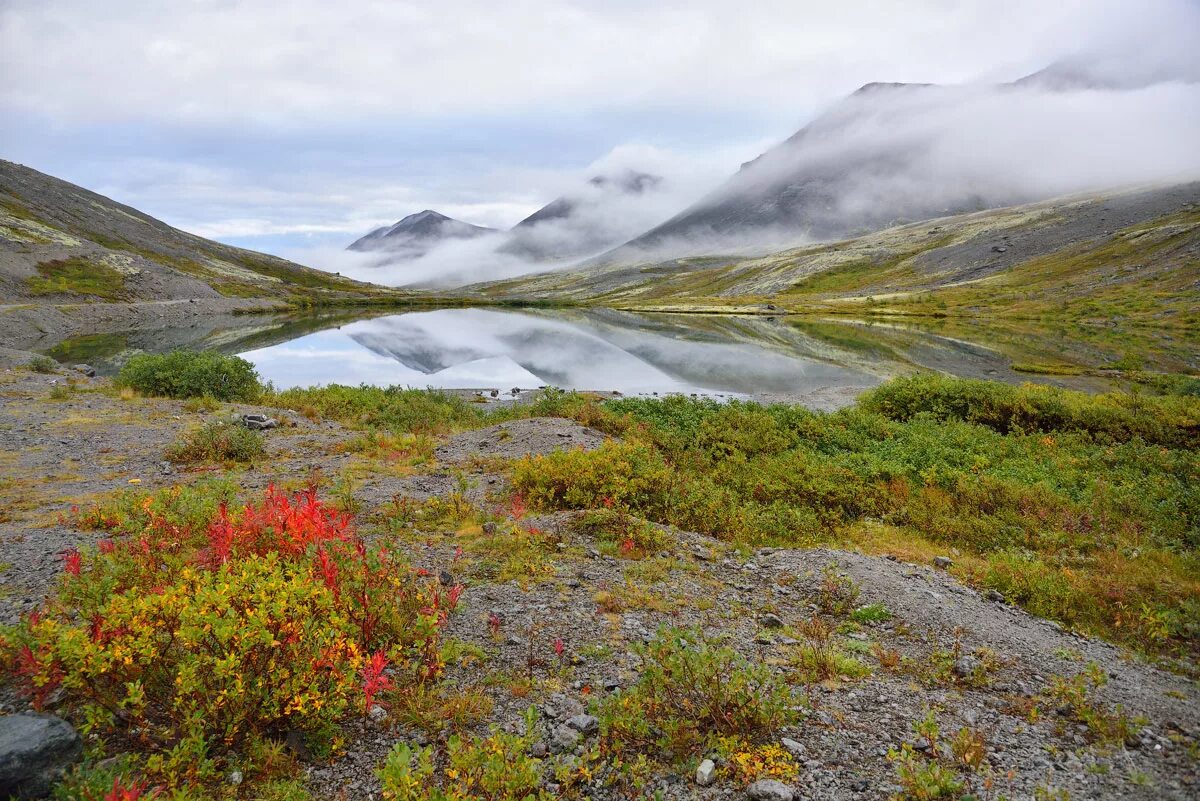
240, 308, 879, 394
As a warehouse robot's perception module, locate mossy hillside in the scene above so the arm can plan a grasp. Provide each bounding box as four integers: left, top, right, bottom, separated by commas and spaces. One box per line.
26, 256, 129, 301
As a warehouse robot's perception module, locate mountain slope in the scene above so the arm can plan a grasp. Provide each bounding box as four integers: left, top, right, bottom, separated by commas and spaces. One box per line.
347, 209, 497, 259
602, 63, 1200, 263
0, 160, 398, 305
468, 182, 1200, 329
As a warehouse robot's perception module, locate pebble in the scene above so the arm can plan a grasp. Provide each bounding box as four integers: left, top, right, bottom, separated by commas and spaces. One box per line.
695, 758, 716, 786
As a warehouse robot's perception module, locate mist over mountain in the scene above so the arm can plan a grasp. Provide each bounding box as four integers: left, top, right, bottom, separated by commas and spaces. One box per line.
347, 210, 497, 260
500, 169, 664, 261
603, 60, 1200, 262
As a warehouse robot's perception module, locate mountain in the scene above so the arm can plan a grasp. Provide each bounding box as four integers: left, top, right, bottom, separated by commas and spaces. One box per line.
467, 181, 1200, 332
603, 63, 1198, 263
0, 160, 396, 305
347, 210, 497, 259
500, 170, 664, 261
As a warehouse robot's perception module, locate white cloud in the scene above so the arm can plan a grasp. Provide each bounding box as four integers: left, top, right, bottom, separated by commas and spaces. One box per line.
4, 1, 1195, 126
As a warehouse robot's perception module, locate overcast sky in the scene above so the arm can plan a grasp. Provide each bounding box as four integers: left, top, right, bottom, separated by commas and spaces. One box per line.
2, 0, 1197, 264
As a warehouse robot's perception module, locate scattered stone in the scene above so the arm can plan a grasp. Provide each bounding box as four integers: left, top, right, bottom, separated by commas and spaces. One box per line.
0, 713, 83, 799
482, 521, 497, 535
529, 741, 548, 758
933, 556, 953, 569
696, 758, 717, 786
747, 778, 794, 801
986, 589, 1005, 602
72, 364, 95, 377
761, 613, 785, 629
510, 387, 521, 396
489, 389, 499, 398
241, 413, 277, 431
228, 770, 244, 786
368, 705, 388, 723
438, 569, 454, 587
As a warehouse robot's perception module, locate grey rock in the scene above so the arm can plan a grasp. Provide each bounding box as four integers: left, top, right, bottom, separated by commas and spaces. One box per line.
482, 521, 497, 535
933, 556, 953, 569
780, 737, 805, 756
0, 713, 83, 799
747, 779, 794, 801
550, 724, 580, 753
228, 770, 244, 786
72, 364, 95, 377
530, 741, 548, 758
565, 714, 598, 735
953, 656, 978, 679
241, 413, 278, 431
986, 589, 1005, 602
696, 758, 717, 786
761, 613, 785, 629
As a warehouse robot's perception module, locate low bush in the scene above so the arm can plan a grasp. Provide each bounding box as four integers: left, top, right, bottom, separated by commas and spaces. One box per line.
570, 509, 671, 559
268, 384, 481, 434
377, 708, 549, 800
25, 354, 58, 373
166, 420, 265, 463
859, 373, 1199, 449
594, 626, 796, 766
115, 350, 262, 401
511, 440, 674, 517
4, 484, 460, 792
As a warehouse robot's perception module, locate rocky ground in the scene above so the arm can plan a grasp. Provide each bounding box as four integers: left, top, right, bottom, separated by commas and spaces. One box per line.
0, 354, 1196, 800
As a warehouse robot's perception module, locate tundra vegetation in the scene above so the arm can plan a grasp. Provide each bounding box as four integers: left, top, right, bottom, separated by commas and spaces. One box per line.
2, 351, 1197, 798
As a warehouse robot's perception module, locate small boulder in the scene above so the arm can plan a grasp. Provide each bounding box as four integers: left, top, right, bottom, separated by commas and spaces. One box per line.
565, 714, 598, 735
760, 613, 784, 629
0, 713, 83, 799
695, 758, 717, 786
241, 413, 277, 431
549, 724, 580, 753
780, 737, 804, 756
747, 779, 794, 801
933, 556, 953, 569
952, 656, 978, 679
72, 364, 96, 378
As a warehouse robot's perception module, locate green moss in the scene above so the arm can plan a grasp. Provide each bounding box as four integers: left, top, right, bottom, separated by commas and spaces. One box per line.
26, 256, 128, 300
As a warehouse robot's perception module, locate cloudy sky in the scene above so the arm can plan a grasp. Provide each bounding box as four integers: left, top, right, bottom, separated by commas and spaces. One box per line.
2, 0, 1197, 266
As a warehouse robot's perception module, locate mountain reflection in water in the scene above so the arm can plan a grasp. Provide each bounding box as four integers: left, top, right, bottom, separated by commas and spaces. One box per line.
239, 308, 877, 395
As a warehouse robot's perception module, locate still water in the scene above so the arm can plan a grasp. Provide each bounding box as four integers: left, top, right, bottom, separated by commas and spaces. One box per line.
238, 308, 877, 395
43, 306, 1171, 397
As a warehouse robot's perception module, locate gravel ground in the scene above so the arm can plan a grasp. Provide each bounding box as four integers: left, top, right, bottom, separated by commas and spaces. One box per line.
0, 359, 1196, 800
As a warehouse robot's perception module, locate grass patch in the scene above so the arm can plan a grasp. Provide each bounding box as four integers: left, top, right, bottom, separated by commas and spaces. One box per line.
26, 256, 128, 300
166, 420, 265, 463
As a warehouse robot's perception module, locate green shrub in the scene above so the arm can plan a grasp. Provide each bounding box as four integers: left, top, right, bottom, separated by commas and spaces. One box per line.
859, 373, 1199, 448
268, 384, 482, 434
594, 626, 796, 765
570, 509, 671, 559
166, 420, 266, 463
511, 440, 674, 517
377, 709, 550, 800
25, 354, 58, 373
116, 350, 261, 401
